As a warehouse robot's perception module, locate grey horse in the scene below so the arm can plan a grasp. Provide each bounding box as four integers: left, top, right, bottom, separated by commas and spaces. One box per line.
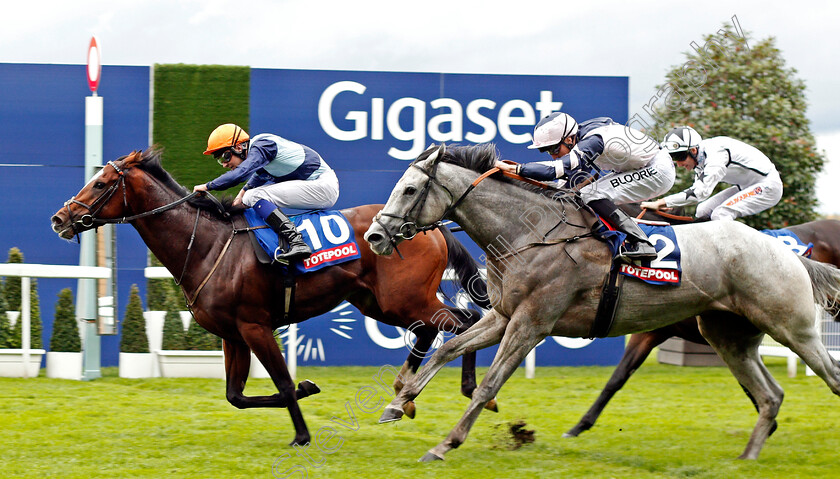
364, 143, 840, 461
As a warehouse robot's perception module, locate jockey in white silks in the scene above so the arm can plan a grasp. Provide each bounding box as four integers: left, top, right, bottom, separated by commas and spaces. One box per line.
193, 124, 340, 262
495, 112, 675, 260
641, 126, 783, 221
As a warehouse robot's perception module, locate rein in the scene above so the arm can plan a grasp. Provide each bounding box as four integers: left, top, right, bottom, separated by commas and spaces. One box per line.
62, 159, 252, 308
636, 208, 695, 223
374, 155, 574, 257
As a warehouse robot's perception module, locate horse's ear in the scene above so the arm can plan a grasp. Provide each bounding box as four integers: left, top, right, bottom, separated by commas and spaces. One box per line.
123, 150, 142, 166
435, 143, 446, 163
424, 143, 446, 165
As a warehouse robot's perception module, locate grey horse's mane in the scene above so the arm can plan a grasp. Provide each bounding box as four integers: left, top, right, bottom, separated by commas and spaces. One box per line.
120, 148, 239, 220
414, 143, 572, 200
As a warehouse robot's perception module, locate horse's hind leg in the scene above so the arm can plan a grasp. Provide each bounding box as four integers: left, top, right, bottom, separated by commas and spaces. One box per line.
565, 328, 672, 438
766, 308, 840, 396
697, 313, 782, 460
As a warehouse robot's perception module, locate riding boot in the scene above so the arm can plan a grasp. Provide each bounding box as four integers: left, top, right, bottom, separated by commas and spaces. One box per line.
264, 209, 312, 262
588, 199, 657, 261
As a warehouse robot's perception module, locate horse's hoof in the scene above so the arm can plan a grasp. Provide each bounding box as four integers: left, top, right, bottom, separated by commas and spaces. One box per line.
419, 451, 444, 462
289, 435, 310, 447
379, 405, 405, 423
298, 380, 321, 396
484, 398, 499, 413
562, 431, 579, 438
403, 401, 417, 419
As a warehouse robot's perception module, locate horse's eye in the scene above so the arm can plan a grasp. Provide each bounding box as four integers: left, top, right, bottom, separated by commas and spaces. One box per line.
94, 182, 105, 189
405, 186, 417, 196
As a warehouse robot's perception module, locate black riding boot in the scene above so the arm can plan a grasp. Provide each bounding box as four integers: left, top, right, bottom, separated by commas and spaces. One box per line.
264, 209, 312, 262
588, 199, 657, 261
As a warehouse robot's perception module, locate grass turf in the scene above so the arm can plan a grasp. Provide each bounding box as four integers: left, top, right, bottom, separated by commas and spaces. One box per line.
1, 357, 837, 478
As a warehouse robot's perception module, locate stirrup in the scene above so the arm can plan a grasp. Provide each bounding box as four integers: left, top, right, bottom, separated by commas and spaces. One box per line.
618, 242, 657, 261
271, 247, 290, 265
275, 244, 311, 262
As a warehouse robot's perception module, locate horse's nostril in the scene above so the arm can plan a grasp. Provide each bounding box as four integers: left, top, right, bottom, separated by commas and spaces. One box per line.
367, 233, 383, 244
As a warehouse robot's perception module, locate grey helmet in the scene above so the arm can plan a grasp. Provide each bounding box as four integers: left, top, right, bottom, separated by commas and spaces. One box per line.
528, 112, 579, 150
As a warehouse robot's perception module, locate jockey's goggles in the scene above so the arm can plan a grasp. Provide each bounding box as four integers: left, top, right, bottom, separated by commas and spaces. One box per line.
538, 141, 566, 156
213, 148, 234, 166
668, 150, 689, 163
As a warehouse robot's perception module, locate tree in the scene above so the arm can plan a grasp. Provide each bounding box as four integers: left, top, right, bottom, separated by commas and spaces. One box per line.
3, 247, 24, 311
185, 317, 221, 351
160, 292, 187, 350
645, 23, 825, 229
120, 285, 149, 353
7, 278, 42, 349
50, 289, 81, 352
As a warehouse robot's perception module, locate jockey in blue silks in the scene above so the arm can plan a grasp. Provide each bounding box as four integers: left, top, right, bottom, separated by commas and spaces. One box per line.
495, 112, 676, 261
193, 124, 340, 262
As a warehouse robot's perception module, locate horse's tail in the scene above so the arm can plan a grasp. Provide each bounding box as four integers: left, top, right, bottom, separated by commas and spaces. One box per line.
440, 226, 491, 310
797, 256, 840, 316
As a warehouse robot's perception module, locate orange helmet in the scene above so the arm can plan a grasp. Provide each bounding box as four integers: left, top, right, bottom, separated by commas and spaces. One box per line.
203, 124, 250, 155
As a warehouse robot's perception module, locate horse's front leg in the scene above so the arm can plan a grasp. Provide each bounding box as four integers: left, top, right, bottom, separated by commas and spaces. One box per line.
395, 327, 437, 419
235, 323, 320, 446
422, 311, 548, 462
380, 309, 508, 423
454, 308, 498, 413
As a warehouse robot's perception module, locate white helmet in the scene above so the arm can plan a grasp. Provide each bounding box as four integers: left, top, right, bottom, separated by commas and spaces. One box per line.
662, 126, 702, 153
528, 112, 579, 150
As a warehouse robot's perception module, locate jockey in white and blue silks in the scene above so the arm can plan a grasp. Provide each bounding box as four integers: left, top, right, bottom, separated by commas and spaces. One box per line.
194, 123, 340, 261
641, 126, 782, 221
495, 113, 675, 260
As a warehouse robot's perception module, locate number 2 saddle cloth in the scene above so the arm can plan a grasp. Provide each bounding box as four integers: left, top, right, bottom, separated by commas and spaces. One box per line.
596, 222, 813, 287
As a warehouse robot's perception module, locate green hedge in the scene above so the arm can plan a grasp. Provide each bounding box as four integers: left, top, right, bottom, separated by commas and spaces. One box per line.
120, 285, 149, 353
152, 64, 250, 194
50, 289, 81, 352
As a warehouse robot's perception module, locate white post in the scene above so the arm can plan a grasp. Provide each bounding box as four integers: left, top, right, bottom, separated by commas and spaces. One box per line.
21, 277, 31, 379
525, 347, 535, 379
287, 324, 297, 381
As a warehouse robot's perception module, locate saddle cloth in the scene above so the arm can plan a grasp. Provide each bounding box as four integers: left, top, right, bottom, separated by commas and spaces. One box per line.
759, 228, 813, 257
243, 209, 362, 275
596, 221, 683, 285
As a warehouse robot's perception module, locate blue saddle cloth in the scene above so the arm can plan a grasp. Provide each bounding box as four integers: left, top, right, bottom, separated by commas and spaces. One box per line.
759, 228, 813, 257
243, 209, 362, 275
595, 221, 683, 285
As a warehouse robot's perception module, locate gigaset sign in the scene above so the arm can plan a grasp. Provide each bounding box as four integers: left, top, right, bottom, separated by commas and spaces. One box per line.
317, 80, 565, 160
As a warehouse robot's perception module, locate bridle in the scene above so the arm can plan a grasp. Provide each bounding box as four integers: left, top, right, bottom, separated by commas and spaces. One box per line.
61, 160, 201, 237
59, 159, 212, 294
373, 157, 458, 254
373, 146, 556, 257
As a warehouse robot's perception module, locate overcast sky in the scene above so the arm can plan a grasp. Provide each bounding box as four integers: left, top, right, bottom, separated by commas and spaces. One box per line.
5, 0, 840, 213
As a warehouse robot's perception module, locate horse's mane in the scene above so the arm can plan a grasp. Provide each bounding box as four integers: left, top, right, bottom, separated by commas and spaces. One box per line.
123, 148, 241, 220
414, 143, 571, 200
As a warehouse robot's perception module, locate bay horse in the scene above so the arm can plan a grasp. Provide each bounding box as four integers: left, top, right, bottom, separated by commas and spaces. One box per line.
364, 143, 840, 461
564, 205, 840, 438
50, 149, 491, 447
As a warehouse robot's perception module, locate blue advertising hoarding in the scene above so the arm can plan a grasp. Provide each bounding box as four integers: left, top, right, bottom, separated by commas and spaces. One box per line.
1, 63, 627, 367
252, 69, 629, 366
0, 63, 150, 366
